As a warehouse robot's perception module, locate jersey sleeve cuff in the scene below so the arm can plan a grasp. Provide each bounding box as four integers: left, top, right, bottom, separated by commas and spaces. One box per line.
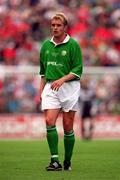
70, 72, 81, 79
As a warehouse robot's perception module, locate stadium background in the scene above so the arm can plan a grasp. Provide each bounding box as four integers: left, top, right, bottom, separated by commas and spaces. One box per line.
0, 0, 120, 139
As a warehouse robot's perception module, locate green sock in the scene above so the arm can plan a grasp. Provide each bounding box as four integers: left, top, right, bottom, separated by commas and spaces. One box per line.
64, 130, 75, 162
46, 125, 59, 162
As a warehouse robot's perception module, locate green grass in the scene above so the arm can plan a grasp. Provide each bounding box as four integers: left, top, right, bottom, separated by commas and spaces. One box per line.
0, 139, 120, 180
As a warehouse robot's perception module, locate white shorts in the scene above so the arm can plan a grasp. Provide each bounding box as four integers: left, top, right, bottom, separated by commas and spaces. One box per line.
41, 81, 80, 112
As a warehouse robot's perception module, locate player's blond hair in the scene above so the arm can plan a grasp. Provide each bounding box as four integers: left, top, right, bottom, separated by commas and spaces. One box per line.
51, 13, 68, 26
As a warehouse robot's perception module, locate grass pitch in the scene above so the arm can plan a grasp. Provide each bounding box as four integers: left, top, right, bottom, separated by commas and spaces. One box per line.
0, 139, 120, 180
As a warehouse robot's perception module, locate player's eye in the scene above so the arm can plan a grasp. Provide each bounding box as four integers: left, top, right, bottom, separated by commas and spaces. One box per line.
51, 24, 62, 27
51, 24, 55, 27
57, 24, 61, 27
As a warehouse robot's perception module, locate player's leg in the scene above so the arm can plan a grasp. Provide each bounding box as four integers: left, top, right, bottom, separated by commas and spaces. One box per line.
63, 111, 76, 170
88, 117, 94, 140
45, 109, 62, 171
81, 117, 85, 139
41, 82, 62, 170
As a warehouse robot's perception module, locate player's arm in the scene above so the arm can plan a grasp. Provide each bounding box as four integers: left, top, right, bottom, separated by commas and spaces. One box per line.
40, 76, 46, 101
51, 73, 76, 91
39, 45, 46, 100
70, 41, 83, 79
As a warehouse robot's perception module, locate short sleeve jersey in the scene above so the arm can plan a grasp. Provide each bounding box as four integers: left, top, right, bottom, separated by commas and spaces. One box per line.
39, 35, 83, 81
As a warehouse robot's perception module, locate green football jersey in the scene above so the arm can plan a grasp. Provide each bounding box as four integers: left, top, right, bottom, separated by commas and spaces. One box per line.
39, 35, 83, 81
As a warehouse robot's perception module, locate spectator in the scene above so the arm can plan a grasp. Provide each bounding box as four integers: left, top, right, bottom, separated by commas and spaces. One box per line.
0, 0, 120, 66
79, 76, 95, 140
0, 0, 120, 114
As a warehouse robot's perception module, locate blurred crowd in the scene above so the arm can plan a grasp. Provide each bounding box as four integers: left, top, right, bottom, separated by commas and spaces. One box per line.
0, 74, 120, 114
0, 0, 120, 66
0, 74, 40, 113
0, 0, 120, 114
80, 75, 120, 116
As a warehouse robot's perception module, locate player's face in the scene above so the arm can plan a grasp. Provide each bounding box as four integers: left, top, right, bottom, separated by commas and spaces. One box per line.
51, 19, 66, 38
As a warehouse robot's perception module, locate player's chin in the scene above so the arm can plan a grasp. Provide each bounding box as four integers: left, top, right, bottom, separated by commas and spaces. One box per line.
53, 33, 59, 37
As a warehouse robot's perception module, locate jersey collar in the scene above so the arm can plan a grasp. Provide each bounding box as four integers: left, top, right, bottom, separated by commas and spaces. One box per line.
50, 34, 70, 46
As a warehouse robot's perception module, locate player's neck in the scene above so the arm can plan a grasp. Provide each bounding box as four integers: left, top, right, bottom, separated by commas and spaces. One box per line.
53, 33, 67, 44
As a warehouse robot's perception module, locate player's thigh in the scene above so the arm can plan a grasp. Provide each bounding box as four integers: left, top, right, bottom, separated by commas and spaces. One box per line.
63, 111, 76, 132
44, 109, 60, 126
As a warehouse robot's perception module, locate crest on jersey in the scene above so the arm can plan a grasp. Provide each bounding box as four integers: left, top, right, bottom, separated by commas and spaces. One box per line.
61, 50, 67, 56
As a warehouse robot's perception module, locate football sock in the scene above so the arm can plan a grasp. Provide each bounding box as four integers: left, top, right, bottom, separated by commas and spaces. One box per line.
64, 130, 75, 162
46, 125, 59, 162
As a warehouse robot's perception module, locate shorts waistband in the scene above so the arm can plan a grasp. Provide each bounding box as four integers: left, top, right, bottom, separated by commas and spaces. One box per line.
47, 79, 79, 83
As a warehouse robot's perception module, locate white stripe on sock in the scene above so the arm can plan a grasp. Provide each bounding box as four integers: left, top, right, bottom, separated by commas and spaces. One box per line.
47, 127, 56, 131
64, 132, 74, 137
51, 155, 58, 158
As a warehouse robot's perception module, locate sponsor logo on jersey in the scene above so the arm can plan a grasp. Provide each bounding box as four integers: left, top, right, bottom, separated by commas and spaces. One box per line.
47, 61, 63, 67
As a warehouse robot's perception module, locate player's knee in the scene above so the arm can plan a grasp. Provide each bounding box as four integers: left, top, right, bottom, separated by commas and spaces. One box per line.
64, 124, 73, 133
45, 117, 55, 126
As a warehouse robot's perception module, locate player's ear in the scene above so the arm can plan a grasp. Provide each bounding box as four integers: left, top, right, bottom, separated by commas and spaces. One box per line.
64, 25, 68, 32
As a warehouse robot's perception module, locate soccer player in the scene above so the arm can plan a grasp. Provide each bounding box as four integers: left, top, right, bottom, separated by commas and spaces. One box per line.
80, 76, 95, 140
39, 13, 83, 171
